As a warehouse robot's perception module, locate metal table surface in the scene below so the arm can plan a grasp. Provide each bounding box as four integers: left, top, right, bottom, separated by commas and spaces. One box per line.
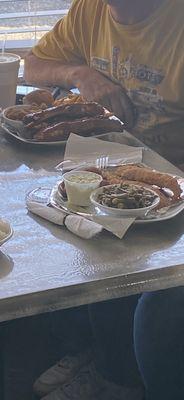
0, 129, 184, 322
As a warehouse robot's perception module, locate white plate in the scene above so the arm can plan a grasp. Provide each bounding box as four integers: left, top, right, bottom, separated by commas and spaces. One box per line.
0, 219, 13, 246
0, 123, 112, 146
50, 183, 184, 224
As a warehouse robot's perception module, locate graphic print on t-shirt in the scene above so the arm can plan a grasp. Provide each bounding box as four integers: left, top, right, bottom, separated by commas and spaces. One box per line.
91, 51, 166, 131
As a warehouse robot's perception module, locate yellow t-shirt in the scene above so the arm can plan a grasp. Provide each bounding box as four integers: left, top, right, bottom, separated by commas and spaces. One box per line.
32, 0, 184, 163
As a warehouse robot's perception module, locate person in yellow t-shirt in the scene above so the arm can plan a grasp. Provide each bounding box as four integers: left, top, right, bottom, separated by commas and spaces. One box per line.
24, 0, 184, 166
24, 3, 184, 400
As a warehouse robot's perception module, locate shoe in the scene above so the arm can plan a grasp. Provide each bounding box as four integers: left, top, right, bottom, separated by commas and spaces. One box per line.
33, 349, 92, 397
41, 362, 144, 400
41, 362, 105, 400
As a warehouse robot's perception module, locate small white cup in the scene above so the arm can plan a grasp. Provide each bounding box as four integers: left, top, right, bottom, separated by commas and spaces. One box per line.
0, 53, 20, 109
63, 170, 102, 206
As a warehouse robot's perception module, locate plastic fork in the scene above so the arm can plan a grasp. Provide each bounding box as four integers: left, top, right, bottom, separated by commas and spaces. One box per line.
95, 155, 109, 169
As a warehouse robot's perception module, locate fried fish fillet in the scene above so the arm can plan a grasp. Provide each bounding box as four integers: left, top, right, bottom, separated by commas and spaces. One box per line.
108, 166, 182, 200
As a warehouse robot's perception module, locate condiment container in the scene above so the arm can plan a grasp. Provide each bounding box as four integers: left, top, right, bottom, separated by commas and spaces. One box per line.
63, 170, 102, 206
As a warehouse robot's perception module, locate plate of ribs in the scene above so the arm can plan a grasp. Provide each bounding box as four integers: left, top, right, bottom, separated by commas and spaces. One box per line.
50, 163, 184, 223
1, 92, 124, 145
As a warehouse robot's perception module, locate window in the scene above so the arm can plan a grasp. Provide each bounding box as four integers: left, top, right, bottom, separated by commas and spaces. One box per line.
0, 0, 71, 55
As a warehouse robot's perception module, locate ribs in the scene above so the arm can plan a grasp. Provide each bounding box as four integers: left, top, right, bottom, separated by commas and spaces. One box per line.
23, 102, 105, 127
33, 116, 124, 141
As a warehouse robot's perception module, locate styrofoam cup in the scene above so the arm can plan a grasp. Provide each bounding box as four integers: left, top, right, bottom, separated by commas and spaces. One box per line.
0, 53, 20, 109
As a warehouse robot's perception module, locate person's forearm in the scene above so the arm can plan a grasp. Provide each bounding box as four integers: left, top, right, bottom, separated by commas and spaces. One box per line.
24, 52, 136, 127
24, 52, 90, 89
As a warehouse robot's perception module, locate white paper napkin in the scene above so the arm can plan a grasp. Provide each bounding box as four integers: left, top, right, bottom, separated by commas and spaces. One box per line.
26, 199, 103, 239
56, 133, 143, 170
92, 215, 135, 239
26, 192, 135, 239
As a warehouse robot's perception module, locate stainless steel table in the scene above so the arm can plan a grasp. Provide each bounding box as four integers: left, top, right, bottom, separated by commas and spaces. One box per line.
0, 129, 184, 322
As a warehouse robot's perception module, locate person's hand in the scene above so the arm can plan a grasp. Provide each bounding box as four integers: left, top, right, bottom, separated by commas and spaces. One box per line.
74, 66, 137, 129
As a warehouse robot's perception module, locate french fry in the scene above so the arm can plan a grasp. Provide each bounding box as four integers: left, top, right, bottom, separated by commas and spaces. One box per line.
53, 94, 84, 106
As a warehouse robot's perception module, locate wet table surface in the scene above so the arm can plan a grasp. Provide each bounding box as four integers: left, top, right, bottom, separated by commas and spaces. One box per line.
0, 129, 184, 322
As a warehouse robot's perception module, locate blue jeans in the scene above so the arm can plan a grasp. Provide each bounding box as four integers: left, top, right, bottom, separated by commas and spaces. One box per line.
134, 288, 184, 400
89, 287, 184, 400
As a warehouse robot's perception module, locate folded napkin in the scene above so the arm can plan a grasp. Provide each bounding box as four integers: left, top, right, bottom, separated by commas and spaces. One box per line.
56, 133, 143, 171
27, 200, 103, 239
26, 188, 135, 239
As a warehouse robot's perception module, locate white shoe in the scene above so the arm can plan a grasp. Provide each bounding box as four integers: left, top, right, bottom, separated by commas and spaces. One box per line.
41, 362, 144, 400
41, 362, 105, 400
33, 350, 92, 397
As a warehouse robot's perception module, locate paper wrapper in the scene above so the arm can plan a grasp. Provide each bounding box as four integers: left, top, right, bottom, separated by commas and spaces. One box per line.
56, 133, 143, 171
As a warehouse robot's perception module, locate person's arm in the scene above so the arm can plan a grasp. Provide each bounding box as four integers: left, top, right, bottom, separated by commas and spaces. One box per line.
24, 0, 136, 128
24, 52, 136, 129
24, 51, 84, 89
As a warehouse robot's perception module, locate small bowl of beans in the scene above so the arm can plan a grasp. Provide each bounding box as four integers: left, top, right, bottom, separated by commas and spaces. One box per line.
90, 183, 160, 218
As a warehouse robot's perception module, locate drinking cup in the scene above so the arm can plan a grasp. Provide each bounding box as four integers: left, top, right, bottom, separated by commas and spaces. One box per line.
0, 53, 20, 109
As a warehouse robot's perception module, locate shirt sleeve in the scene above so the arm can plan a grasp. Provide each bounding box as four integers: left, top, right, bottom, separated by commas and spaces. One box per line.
32, 0, 88, 64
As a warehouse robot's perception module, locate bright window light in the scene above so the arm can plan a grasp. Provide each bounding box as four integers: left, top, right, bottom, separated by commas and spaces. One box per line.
0, 0, 71, 51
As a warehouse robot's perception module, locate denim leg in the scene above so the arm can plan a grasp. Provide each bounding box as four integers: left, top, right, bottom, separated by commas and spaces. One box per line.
134, 287, 184, 400
89, 295, 142, 387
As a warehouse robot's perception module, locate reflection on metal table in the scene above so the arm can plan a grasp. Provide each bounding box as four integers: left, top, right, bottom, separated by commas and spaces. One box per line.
0, 128, 184, 322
